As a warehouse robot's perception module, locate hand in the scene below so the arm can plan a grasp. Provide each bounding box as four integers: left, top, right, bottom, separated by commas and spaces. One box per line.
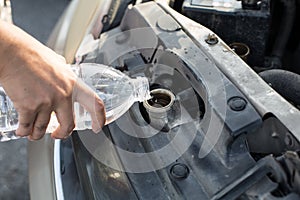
0, 20, 105, 140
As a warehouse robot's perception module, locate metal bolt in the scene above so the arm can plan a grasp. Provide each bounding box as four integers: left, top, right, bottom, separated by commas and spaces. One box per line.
205, 34, 218, 45
170, 163, 189, 180
228, 97, 247, 111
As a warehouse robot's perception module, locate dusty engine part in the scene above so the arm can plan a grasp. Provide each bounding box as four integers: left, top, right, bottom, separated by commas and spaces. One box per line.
229, 42, 250, 61
182, 0, 271, 68
50, 1, 300, 200
142, 88, 177, 132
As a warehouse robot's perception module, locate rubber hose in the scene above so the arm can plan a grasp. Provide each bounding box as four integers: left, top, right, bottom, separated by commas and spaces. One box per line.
259, 69, 300, 106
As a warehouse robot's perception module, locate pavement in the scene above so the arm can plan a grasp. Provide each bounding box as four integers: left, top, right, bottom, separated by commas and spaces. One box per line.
0, 0, 69, 199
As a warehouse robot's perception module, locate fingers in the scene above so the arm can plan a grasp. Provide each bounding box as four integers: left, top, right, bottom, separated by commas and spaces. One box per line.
15, 78, 105, 140
16, 110, 36, 137
74, 80, 106, 133
16, 104, 75, 140
89, 94, 106, 133
51, 102, 75, 139
78, 92, 105, 133
28, 109, 51, 140
16, 108, 51, 140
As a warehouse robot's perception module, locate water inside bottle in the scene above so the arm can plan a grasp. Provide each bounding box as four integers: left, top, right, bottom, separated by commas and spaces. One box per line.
0, 63, 151, 142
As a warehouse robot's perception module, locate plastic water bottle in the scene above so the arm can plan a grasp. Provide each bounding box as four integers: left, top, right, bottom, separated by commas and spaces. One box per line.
0, 63, 151, 142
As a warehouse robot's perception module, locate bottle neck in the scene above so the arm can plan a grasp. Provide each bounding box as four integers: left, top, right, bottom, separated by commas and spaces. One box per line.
131, 77, 151, 102
70, 63, 151, 102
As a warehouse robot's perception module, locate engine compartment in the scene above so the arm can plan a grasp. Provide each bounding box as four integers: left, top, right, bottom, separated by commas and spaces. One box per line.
58, 1, 300, 199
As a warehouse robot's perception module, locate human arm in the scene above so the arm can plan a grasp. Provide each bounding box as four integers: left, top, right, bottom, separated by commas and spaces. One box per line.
0, 20, 105, 140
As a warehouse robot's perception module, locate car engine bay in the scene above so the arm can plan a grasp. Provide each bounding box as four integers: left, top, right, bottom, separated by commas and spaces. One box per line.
55, 1, 300, 199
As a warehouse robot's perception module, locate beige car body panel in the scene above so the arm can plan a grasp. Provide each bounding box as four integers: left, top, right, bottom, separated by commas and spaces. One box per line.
28, 0, 108, 199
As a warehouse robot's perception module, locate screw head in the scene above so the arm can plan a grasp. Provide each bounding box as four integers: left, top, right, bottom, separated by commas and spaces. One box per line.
228, 97, 247, 111
170, 163, 189, 180
205, 34, 218, 45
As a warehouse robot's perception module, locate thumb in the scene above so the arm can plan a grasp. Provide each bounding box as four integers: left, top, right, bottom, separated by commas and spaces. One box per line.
73, 78, 106, 132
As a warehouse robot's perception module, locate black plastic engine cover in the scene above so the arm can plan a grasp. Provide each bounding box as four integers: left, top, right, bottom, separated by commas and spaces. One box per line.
182, 0, 271, 67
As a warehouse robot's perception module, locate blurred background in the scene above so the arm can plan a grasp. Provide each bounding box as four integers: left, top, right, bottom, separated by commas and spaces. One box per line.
0, 0, 69, 199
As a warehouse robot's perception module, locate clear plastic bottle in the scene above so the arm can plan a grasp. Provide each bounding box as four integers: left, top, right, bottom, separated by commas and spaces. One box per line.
0, 63, 151, 142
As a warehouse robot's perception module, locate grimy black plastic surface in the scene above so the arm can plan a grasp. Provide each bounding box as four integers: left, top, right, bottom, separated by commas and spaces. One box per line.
66, 2, 282, 200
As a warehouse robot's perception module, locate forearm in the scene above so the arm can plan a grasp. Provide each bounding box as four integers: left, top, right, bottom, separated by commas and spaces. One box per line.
0, 19, 105, 140
0, 20, 52, 80
0, 20, 18, 76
